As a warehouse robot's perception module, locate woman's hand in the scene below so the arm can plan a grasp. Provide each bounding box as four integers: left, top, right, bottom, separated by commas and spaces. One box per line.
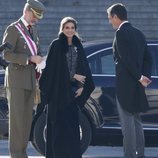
75, 87, 83, 98
73, 74, 86, 84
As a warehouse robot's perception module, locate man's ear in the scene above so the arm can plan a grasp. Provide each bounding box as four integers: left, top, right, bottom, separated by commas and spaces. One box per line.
113, 14, 118, 19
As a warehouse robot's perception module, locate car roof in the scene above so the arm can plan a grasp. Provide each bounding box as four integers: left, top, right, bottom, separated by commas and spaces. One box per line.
83, 40, 112, 48
83, 39, 158, 56
83, 40, 112, 56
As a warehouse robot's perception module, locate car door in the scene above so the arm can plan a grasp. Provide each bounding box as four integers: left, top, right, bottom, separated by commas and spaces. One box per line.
87, 42, 158, 132
141, 44, 158, 128
87, 46, 120, 128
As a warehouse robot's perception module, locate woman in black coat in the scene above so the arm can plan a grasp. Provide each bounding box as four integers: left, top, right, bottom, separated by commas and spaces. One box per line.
39, 17, 94, 158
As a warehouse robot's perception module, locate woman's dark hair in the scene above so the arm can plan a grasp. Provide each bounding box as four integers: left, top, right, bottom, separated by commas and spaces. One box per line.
107, 3, 127, 21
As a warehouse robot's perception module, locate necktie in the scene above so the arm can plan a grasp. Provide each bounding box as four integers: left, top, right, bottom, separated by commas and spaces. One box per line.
27, 25, 33, 39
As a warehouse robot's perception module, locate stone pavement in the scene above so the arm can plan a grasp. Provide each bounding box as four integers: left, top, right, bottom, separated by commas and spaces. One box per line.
1, 140, 158, 158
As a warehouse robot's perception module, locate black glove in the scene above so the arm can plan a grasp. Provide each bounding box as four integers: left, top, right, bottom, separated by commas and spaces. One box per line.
0, 57, 8, 70
0, 42, 12, 52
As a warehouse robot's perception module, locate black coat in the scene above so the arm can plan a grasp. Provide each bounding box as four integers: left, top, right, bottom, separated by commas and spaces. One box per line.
39, 33, 95, 122
113, 23, 152, 113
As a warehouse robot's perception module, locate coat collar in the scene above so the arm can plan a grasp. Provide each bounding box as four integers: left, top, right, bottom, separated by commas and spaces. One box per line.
58, 32, 81, 52
118, 21, 129, 29
118, 22, 132, 30
59, 33, 81, 45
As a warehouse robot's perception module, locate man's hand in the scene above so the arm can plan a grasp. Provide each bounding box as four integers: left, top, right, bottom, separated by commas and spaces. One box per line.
36, 59, 46, 73
139, 75, 152, 87
29, 55, 43, 64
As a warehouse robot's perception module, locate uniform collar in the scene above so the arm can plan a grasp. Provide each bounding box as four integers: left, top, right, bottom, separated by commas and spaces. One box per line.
20, 16, 29, 29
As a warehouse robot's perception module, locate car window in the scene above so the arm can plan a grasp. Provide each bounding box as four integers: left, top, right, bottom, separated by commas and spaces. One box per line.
88, 48, 115, 75
100, 54, 115, 75
88, 44, 158, 76
88, 57, 98, 74
148, 45, 158, 76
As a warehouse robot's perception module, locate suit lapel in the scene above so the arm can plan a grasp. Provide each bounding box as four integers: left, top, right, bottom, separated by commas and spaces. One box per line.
112, 33, 118, 63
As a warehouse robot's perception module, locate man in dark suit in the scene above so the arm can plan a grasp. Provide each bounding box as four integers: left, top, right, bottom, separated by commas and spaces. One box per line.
2, 0, 46, 158
107, 3, 152, 158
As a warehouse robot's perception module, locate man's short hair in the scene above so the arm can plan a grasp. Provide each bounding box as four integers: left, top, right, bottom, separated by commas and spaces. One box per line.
107, 3, 127, 21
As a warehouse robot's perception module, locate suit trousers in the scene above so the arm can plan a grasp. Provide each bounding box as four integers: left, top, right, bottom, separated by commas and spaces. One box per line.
6, 87, 34, 158
116, 98, 145, 158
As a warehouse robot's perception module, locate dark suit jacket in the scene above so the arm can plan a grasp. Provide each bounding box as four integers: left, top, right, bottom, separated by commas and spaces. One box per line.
3, 19, 41, 90
113, 22, 152, 113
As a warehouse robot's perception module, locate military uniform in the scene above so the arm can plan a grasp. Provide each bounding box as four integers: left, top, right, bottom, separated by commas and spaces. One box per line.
2, 1, 46, 158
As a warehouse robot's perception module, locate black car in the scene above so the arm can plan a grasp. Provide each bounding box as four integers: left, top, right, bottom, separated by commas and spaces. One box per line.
0, 40, 158, 156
